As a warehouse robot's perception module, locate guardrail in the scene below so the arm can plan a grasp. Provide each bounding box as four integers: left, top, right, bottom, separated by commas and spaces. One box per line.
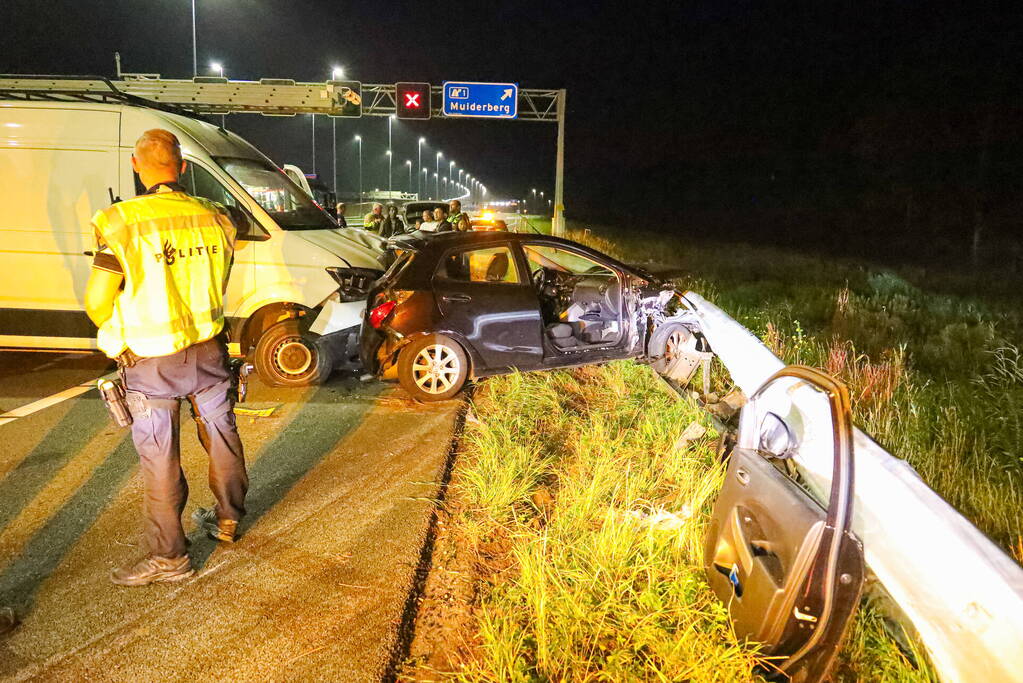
677, 292, 1023, 682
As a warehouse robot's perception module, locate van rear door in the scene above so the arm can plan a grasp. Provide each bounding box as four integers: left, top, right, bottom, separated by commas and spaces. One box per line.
0, 105, 120, 349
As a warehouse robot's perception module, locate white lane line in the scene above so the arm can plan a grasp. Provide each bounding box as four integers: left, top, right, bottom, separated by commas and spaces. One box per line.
0, 374, 115, 427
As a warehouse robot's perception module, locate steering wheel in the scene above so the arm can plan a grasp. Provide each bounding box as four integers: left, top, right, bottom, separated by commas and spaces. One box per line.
532, 267, 547, 290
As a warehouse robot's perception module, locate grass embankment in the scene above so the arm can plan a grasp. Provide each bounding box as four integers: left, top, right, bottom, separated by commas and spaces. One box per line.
573, 225, 1023, 558
423, 364, 926, 681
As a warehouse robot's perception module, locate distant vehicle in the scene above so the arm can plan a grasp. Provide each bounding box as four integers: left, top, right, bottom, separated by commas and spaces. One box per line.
0, 96, 385, 386
283, 165, 336, 216
360, 231, 693, 401
470, 211, 508, 231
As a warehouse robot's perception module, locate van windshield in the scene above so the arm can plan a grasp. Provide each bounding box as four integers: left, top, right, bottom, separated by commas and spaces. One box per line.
216, 157, 335, 231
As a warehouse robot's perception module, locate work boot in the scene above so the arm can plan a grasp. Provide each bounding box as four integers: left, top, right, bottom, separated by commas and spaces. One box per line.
192, 507, 238, 543
110, 555, 193, 586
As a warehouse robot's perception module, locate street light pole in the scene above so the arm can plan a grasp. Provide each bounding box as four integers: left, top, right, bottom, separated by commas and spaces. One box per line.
191, 0, 197, 77
354, 135, 362, 205
435, 152, 442, 199
310, 114, 316, 175
405, 160, 412, 193
387, 115, 394, 197
210, 62, 225, 127
422, 168, 428, 198
417, 137, 425, 199
331, 67, 343, 195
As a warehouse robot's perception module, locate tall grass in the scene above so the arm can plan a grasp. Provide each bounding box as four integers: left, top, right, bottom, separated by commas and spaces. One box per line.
446, 363, 929, 681
572, 224, 1023, 556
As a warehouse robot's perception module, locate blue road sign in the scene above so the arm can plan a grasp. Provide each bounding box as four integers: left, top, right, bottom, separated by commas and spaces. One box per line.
442, 81, 518, 119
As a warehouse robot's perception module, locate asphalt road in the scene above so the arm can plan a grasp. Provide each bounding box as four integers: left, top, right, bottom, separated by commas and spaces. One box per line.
0, 350, 460, 681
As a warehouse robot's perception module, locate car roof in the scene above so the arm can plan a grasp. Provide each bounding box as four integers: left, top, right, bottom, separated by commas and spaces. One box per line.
404, 201, 448, 212
392, 231, 655, 280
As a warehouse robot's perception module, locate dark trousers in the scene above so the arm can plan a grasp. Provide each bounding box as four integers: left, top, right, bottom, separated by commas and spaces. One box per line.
123, 338, 247, 558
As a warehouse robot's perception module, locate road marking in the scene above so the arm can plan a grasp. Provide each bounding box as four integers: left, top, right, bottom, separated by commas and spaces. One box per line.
0, 375, 113, 427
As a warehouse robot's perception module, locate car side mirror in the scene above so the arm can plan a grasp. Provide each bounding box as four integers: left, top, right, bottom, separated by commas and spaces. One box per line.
758, 411, 798, 459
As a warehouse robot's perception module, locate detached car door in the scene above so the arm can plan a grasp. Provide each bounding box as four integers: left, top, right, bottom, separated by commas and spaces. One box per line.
705, 365, 864, 683
433, 243, 544, 372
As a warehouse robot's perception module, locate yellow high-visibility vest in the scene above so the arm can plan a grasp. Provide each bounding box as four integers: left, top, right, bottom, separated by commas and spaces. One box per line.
92, 189, 236, 358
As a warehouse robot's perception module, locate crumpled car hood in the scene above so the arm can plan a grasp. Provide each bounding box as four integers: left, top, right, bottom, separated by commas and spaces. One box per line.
297, 228, 388, 269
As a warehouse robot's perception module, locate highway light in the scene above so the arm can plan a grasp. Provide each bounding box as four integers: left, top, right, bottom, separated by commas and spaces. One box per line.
331, 66, 344, 80
210, 62, 223, 77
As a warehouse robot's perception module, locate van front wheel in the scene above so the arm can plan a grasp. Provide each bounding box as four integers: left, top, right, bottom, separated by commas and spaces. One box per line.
253, 320, 333, 387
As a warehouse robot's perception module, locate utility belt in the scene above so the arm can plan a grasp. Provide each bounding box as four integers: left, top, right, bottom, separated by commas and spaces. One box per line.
99, 359, 254, 428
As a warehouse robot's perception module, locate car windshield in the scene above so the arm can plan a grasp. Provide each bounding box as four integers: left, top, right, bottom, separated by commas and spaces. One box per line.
216, 157, 335, 230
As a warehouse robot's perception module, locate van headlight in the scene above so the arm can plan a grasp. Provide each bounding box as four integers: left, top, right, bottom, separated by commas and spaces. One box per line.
326, 266, 382, 299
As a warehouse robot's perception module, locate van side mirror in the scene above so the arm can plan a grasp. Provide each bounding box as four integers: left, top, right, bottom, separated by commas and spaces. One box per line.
227, 205, 270, 242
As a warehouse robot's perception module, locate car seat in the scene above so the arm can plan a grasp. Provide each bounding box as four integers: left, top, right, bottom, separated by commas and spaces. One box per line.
546, 322, 577, 348
485, 252, 510, 282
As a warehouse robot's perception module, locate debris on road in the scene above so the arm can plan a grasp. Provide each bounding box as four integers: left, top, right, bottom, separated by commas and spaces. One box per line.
673, 421, 707, 451
705, 389, 746, 420
626, 505, 693, 531
233, 405, 279, 418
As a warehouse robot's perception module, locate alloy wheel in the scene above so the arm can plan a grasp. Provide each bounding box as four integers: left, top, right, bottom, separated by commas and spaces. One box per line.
411, 344, 461, 394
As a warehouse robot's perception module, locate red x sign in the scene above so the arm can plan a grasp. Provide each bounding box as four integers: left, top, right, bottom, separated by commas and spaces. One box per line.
396, 82, 431, 119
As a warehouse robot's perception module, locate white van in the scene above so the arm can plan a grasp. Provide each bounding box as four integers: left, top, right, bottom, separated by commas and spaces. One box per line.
0, 99, 386, 386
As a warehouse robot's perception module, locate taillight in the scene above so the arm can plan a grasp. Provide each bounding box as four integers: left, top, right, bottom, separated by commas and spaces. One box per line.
369, 300, 397, 329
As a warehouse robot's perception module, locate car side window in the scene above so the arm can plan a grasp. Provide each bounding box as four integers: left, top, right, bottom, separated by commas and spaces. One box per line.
523, 244, 613, 276
181, 162, 238, 207
438, 246, 520, 284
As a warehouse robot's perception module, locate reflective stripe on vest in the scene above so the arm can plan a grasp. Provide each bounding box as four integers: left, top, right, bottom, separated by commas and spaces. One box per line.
92, 192, 235, 358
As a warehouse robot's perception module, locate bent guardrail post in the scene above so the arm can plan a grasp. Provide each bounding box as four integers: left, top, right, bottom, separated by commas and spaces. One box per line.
680, 291, 1023, 683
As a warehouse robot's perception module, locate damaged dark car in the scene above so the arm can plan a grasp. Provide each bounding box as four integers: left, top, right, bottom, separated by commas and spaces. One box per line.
359, 231, 699, 401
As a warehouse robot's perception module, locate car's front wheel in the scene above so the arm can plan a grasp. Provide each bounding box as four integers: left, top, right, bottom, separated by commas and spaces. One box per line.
253, 320, 333, 387
649, 322, 695, 374
397, 334, 469, 401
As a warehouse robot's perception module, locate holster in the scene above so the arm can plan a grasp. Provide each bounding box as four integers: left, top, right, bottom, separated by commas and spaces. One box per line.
98, 378, 133, 428
116, 349, 142, 369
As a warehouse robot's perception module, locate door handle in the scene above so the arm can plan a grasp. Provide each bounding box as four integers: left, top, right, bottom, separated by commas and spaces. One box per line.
441, 294, 471, 303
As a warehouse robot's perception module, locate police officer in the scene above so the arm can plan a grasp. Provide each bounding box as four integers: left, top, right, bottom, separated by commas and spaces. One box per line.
85, 129, 247, 586
363, 202, 384, 232
446, 199, 468, 230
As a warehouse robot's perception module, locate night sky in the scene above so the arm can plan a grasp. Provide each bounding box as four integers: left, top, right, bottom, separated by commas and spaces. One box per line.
3, 1, 1021, 263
